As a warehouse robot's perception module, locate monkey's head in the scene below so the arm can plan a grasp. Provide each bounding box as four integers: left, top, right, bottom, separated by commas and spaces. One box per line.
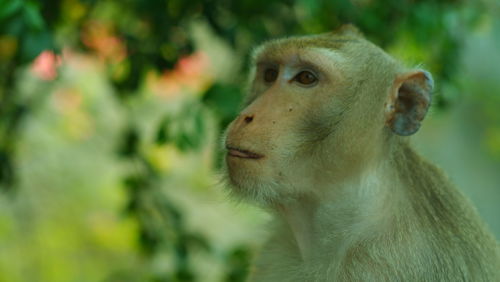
223, 25, 433, 206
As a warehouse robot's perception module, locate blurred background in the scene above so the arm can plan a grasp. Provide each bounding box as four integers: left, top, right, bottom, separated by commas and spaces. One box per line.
0, 0, 499, 281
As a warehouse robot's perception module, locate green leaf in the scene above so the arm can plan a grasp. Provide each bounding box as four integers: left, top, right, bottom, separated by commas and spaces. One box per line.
156, 117, 171, 145
23, 1, 45, 30
0, 0, 23, 21
203, 84, 242, 128
171, 103, 206, 152
20, 31, 52, 62
118, 127, 140, 157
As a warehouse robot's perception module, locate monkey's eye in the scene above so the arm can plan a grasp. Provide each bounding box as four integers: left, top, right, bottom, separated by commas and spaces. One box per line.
263, 68, 278, 83
294, 71, 317, 86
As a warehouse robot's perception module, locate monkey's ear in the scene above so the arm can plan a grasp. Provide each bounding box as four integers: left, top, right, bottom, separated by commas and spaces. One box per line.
386, 70, 433, 136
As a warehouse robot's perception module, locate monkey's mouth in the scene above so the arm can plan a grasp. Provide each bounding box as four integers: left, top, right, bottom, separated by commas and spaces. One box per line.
226, 146, 264, 159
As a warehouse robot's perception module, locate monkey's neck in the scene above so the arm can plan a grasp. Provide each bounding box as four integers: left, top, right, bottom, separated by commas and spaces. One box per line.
276, 198, 317, 261
275, 158, 404, 262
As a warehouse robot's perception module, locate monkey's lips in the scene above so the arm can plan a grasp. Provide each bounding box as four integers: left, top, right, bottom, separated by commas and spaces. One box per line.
226, 146, 264, 159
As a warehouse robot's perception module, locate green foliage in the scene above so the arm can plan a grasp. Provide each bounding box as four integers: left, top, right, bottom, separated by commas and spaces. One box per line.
0, 0, 54, 192
203, 84, 243, 129
224, 246, 252, 282
0, 0, 53, 62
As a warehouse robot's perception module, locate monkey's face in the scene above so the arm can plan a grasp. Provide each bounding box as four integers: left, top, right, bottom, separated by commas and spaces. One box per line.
224, 46, 370, 204
223, 30, 432, 205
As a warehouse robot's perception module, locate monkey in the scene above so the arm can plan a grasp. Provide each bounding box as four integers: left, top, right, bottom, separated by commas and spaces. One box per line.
222, 25, 500, 281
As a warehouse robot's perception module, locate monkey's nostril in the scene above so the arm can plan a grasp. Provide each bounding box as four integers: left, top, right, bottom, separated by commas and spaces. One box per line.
244, 115, 254, 123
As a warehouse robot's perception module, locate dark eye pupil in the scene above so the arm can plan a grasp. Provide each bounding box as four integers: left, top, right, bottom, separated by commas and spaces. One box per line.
296, 71, 317, 85
264, 68, 278, 83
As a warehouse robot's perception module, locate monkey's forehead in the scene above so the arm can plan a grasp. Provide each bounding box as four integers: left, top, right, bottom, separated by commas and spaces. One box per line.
251, 33, 398, 73
251, 33, 366, 64
253, 46, 346, 79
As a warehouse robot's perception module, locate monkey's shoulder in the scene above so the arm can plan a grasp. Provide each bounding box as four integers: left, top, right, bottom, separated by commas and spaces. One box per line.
249, 211, 500, 282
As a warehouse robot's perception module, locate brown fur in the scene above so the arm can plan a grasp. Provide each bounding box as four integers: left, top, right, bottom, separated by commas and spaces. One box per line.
223, 26, 500, 281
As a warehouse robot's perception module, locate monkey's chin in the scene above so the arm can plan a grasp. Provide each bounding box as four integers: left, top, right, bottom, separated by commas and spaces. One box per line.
225, 155, 297, 206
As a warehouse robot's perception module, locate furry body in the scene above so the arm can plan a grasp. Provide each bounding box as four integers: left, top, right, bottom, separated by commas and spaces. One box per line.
223, 26, 500, 281
249, 143, 500, 281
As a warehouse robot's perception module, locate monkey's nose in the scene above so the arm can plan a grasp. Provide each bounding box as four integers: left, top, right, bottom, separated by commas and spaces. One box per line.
244, 115, 254, 124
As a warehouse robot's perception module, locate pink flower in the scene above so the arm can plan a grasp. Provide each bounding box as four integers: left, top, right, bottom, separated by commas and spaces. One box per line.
31, 50, 62, 81
150, 52, 212, 99
176, 52, 210, 78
